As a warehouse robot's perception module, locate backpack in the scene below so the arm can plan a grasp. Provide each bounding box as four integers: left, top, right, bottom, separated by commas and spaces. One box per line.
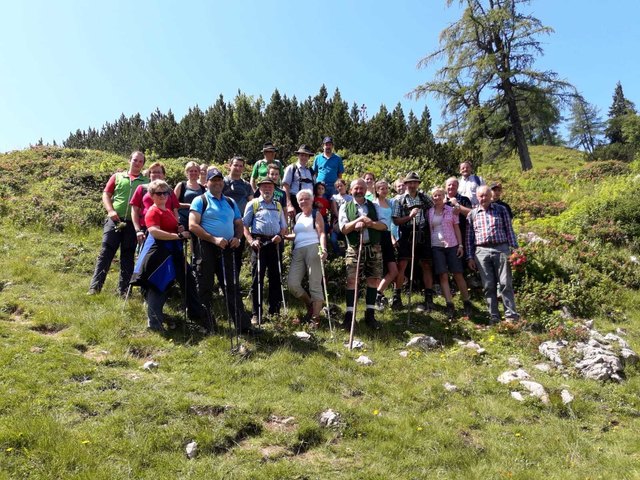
295, 210, 317, 230
288, 163, 314, 191
196, 193, 235, 215
252, 199, 283, 215
178, 181, 205, 203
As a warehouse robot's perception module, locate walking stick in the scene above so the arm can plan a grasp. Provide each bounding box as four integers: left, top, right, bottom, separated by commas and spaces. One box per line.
231, 250, 241, 347
348, 229, 365, 350
121, 243, 142, 314
276, 245, 288, 314
183, 239, 188, 327
256, 243, 263, 328
318, 245, 334, 339
220, 248, 235, 351
408, 217, 416, 327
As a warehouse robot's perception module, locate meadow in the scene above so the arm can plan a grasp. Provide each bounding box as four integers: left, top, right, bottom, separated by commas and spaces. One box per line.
0, 146, 638, 479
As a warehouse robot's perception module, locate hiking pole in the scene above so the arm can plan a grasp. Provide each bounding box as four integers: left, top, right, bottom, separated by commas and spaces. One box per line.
318, 245, 334, 339
220, 247, 235, 352
256, 241, 263, 329
276, 245, 288, 315
121, 242, 142, 314
348, 229, 365, 351
231, 249, 241, 348
408, 217, 416, 327
183, 239, 188, 328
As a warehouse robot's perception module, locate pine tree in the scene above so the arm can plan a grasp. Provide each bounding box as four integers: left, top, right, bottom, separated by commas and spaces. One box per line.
606, 82, 637, 144
568, 96, 603, 154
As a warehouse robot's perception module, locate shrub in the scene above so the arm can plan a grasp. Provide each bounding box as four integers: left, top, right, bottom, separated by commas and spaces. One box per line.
575, 161, 631, 181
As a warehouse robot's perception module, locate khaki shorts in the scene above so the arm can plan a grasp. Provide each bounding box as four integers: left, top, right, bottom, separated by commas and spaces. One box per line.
345, 244, 383, 280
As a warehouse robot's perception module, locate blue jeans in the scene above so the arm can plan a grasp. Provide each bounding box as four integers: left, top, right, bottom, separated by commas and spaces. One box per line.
474, 244, 519, 320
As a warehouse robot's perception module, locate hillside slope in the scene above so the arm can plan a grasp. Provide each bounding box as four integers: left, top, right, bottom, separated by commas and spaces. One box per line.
0, 146, 639, 479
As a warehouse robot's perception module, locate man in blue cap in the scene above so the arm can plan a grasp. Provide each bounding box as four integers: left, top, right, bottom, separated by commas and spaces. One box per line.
312, 136, 344, 199
190, 167, 251, 333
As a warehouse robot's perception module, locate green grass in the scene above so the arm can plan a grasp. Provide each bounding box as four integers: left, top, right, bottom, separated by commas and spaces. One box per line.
0, 146, 639, 479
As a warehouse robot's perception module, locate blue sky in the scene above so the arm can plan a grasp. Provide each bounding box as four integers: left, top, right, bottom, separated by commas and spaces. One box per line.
1, 0, 639, 153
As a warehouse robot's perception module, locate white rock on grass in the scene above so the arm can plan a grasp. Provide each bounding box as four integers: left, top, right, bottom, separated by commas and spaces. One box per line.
143, 361, 159, 370
508, 357, 522, 367
185, 441, 198, 459
520, 380, 550, 404
621, 348, 639, 366
497, 369, 530, 384
319, 409, 341, 427
460, 341, 486, 354
356, 355, 373, 366
534, 363, 552, 373
443, 382, 458, 392
561, 389, 574, 404
294, 331, 312, 341
511, 391, 525, 402
406, 335, 439, 349
574, 342, 624, 382
604, 333, 630, 349
538, 340, 568, 365
399, 351, 409, 358
344, 339, 365, 349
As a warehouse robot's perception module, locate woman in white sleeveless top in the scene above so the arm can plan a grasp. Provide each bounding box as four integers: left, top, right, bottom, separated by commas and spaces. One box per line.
286, 190, 327, 326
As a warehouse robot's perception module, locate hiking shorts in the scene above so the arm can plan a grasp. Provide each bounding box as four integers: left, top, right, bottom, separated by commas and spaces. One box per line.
345, 244, 383, 280
397, 236, 432, 261
432, 246, 463, 275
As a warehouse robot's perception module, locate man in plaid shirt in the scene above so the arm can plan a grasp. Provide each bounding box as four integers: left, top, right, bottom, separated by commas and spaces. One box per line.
466, 185, 519, 324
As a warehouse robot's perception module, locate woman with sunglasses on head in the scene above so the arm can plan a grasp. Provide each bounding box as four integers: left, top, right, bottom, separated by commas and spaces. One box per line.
135, 180, 206, 333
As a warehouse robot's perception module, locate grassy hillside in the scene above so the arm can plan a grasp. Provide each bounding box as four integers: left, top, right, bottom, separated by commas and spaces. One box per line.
0, 146, 639, 479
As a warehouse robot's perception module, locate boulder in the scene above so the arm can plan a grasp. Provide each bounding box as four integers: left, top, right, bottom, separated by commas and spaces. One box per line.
497, 369, 530, 384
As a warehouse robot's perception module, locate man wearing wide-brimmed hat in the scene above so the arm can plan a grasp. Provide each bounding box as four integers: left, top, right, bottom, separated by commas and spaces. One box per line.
283, 144, 316, 216
392, 171, 435, 312
312, 136, 344, 199
250, 142, 284, 191
243, 177, 288, 324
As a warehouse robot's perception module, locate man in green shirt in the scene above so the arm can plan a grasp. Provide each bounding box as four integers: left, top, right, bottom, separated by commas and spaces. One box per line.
88, 151, 148, 296
250, 142, 283, 190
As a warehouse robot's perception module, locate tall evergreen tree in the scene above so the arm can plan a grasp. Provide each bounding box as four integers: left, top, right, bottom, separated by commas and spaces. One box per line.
605, 82, 637, 144
412, 0, 573, 171
567, 96, 603, 154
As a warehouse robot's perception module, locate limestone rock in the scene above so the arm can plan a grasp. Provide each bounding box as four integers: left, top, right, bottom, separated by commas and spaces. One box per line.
534, 363, 552, 373
443, 382, 458, 392
520, 380, 550, 404
406, 335, 439, 349
143, 360, 159, 370
185, 441, 198, 459
497, 369, 530, 384
538, 340, 568, 365
356, 355, 373, 366
508, 357, 522, 368
511, 391, 525, 401
560, 389, 574, 404
399, 351, 409, 358
319, 409, 341, 427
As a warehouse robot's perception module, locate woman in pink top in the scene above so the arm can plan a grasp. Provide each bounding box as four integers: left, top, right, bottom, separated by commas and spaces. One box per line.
429, 187, 472, 319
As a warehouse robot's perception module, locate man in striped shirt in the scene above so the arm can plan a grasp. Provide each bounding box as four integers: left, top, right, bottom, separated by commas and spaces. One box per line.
465, 185, 519, 324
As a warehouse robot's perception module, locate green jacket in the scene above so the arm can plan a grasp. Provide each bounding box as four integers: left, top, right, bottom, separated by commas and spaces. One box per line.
344, 199, 380, 247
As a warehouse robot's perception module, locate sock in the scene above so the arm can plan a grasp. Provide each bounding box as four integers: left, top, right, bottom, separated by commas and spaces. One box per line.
366, 287, 377, 310
346, 289, 355, 312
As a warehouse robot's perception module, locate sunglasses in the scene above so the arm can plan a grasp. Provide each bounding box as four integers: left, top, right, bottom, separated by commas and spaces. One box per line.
153, 191, 170, 196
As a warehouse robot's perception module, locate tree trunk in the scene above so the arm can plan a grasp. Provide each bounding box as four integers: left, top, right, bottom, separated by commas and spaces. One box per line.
502, 79, 533, 171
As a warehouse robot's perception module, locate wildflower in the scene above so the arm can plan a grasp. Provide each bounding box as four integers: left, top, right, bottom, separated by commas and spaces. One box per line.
372, 409, 380, 416
417, 427, 423, 431
489, 335, 495, 342
81, 440, 91, 445
6, 447, 13, 452
514, 432, 521, 437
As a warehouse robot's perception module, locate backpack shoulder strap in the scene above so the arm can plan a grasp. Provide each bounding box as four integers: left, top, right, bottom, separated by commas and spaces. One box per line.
178, 181, 187, 202
198, 193, 208, 215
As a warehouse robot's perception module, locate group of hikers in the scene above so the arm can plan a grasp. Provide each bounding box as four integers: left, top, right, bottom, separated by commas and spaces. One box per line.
87, 137, 520, 336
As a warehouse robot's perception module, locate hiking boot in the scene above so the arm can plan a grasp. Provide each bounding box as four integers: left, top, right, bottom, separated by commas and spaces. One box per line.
251, 315, 259, 326
463, 300, 473, 318
415, 303, 426, 312
87, 288, 100, 296
375, 293, 387, 311
424, 290, 435, 312
445, 302, 456, 320
391, 295, 403, 311
342, 311, 353, 331
364, 309, 381, 330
